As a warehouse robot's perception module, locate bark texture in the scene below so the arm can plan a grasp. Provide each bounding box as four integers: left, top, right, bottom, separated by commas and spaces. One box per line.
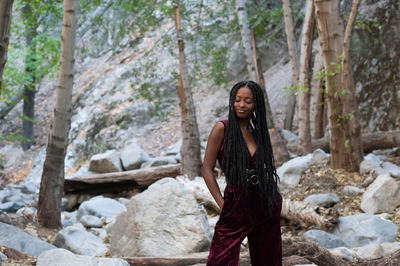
310, 46, 326, 138
174, 1, 202, 179
0, 0, 13, 94
37, 0, 79, 228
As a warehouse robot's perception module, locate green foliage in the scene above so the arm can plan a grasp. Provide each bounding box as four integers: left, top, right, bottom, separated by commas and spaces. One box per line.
355, 16, 383, 33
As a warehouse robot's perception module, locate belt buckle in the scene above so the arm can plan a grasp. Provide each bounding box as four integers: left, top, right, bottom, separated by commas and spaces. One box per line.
248, 174, 259, 185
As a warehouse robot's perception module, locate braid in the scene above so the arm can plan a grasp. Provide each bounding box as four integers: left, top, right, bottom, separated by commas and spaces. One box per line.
222, 81, 280, 211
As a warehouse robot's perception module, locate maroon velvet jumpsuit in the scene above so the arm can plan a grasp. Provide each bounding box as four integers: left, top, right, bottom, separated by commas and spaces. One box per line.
207, 120, 282, 266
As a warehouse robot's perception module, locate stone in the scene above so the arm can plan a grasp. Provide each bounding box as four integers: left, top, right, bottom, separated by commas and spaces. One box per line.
356, 243, 383, 260
88, 150, 122, 173
37, 248, 129, 266
328, 247, 355, 262
77, 196, 127, 220
16, 207, 37, 217
342, 186, 363, 197
331, 214, 398, 247
304, 230, 348, 249
382, 161, 400, 178
0, 222, 56, 257
90, 228, 108, 240
54, 224, 108, 256
360, 174, 400, 214
80, 215, 103, 228
165, 140, 182, 156
304, 193, 340, 208
311, 149, 328, 165
120, 142, 149, 170
280, 129, 298, 144
277, 154, 313, 188
110, 178, 211, 257
140, 156, 177, 168
381, 242, 400, 257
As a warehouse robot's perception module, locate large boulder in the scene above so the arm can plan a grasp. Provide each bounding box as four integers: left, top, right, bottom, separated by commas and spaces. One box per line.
277, 154, 312, 188
110, 178, 211, 257
360, 174, 400, 214
54, 224, 108, 256
37, 248, 129, 266
331, 214, 398, 247
77, 196, 127, 220
120, 142, 149, 170
88, 150, 122, 173
0, 222, 56, 257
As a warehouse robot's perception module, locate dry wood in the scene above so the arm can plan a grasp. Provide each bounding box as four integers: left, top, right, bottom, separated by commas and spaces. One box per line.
64, 164, 181, 193
123, 257, 207, 266
286, 131, 400, 154
281, 199, 339, 231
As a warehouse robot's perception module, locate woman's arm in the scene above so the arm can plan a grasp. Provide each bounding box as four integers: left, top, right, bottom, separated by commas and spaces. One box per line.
202, 122, 225, 210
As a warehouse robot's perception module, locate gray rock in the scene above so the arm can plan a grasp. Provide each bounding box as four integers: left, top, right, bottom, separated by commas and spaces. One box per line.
165, 140, 182, 156
90, 228, 108, 240
328, 247, 355, 262
37, 248, 129, 266
331, 214, 398, 247
277, 154, 312, 187
77, 196, 127, 220
0, 251, 7, 261
342, 186, 363, 197
16, 207, 37, 217
110, 178, 211, 257
360, 153, 400, 178
356, 243, 383, 260
20, 182, 39, 194
62, 220, 74, 227
140, 156, 177, 168
54, 224, 108, 256
311, 149, 328, 165
381, 242, 400, 257
0, 221, 56, 257
382, 161, 400, 178
120, 142, 149, 170
304, 230, 348, 248
80, 215, 103, 228
360, 174, 400, 214
88, 150, 122, 173
280, 129, 298, 144
304, 193, 340, 208
0, 202, 18, 213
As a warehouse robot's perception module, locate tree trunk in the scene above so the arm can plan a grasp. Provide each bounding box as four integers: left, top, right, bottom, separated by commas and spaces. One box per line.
311, 45, 326, 138
0, 0, 13, 95
37, 0, 78, 229
282, 0, 299, 131
297, 0, 315, 155
314, 0, 362, 172
174, 1, 202, 179
236, 0, 257, 81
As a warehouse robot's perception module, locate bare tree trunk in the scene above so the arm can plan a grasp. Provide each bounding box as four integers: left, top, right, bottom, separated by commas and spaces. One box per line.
174, 1, 202, 179
297, 0, 315, 155
0, 0, 13, 95
314, 0, 361, 172
236, 0, 257, 81
310, 46, 326, 138
282, 0, 299, 131
37, 0, 78, 229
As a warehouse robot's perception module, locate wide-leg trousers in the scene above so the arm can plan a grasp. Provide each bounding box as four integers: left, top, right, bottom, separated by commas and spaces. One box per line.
207, 184, 282, 266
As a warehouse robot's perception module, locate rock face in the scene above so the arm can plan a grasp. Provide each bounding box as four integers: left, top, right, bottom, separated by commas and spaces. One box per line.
88, 150, 122, 173
77, 196, 127, 220
54, 224, 108, 256
37, 248, 129, 266
360, 174, 400, 214
110, 178, 211, 257
331, 214, 398, 247
0, 222, 56, 257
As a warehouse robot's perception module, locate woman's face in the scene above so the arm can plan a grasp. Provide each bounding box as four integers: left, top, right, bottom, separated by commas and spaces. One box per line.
233, 86, 255, 119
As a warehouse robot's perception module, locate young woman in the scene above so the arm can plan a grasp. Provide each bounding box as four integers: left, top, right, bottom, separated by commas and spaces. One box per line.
202, 81, 282, 266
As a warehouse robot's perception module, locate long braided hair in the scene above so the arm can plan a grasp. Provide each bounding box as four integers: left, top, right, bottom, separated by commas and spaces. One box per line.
222, 80, 280, 210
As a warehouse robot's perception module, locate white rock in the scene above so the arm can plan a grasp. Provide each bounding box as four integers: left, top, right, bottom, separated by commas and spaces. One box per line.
342, 186, 363, 197
381, 242, 400, 257
277, 154, 313, 188
328, 247, 355, 262
77, 196, 127, 220
356, 243, 383, 260
80, 215, 103, 228
120, 142, 149, 170
88, 150, 122, 173
311, 149, 328, 165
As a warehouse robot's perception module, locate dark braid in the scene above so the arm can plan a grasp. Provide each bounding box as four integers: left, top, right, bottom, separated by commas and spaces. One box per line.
222, 81, 280, 211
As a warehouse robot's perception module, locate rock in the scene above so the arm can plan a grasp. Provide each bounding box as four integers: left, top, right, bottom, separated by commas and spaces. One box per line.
304, 230, 348, 249
328, 247, 355, 262
141, 156, 177, 168
382, 161, 400, 178
0, 145, 24, 174
277, 154, 312, 188
77, 196, 127, 220
381, 242, 400, 257
88, 150, 122, 173
37, 248, 129, 266
342, 186, 363, 197
0, 222, 56, 257
280, 129, 298, 144
165, 140, 182, 156
0, 251, 7, 261
80, 215, 103, 228
360, 153, 400, 178
54, 224, 108, 256
90, 228, 108, 241
331, 214, 398, 247
16, 207, 36, 217
356, 243, 383, 260
311, 149, 328, 164
120, 142, 149, 170
20, 182, 39, 194
360, 174, 400, 214
304, 193, 340, 208
110, 178, 211, 257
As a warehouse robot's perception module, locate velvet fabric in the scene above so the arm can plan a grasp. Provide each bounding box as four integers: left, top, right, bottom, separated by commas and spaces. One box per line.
207, 120, 282, 266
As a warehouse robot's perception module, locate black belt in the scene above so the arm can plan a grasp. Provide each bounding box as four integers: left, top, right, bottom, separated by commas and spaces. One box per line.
245, 169, 259, 185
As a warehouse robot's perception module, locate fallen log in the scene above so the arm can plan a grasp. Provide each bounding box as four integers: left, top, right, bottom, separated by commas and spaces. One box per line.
64, 164, 181, 194
281, 199, 339, 231
287, 131, 400, 154
122, 256, 207, 266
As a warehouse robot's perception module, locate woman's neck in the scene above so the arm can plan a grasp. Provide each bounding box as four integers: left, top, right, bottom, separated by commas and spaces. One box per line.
238, 118, 250, 130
